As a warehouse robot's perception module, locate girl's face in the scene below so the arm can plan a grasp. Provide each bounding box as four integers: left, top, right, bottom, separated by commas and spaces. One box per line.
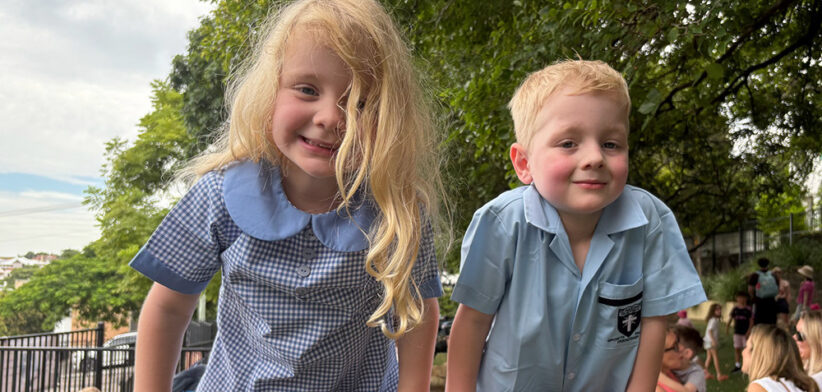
741, 339, 752, 374
714, 306, 722, 316
271, 31, 352, 193
796, 319, 810, 360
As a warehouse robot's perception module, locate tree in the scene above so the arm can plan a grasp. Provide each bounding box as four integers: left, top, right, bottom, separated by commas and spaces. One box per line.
391, 0, 822, 269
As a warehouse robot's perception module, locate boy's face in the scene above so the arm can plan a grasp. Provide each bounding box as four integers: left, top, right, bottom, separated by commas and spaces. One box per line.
510, 88, 629, 222
736, 295, 747, 306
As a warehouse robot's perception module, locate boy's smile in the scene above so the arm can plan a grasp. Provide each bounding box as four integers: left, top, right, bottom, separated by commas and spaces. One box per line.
510, 87, 629, 223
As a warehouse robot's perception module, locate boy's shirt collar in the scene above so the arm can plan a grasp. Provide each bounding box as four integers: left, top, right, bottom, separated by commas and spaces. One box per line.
522, 184, 648, 234
222, 159, 377, 252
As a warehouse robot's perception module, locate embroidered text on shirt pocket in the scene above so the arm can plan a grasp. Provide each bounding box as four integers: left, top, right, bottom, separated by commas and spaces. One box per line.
595, 276, 643, 349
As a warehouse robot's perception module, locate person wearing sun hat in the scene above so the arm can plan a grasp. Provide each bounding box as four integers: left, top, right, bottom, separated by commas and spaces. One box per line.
795, 265, 816, 323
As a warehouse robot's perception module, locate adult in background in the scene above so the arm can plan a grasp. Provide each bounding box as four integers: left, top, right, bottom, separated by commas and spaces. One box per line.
794, 310, 822, 388
794, 266, 816, 324
742, 324, 818, 392
774, 267, 792, 329
750, 257, 779, 325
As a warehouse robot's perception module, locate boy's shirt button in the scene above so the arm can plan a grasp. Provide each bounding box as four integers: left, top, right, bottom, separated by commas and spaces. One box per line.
567, 372, 576, 380
572, 334, 581, 342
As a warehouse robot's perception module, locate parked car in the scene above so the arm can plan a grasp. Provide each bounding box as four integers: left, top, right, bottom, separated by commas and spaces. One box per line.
72, 331, 137, 372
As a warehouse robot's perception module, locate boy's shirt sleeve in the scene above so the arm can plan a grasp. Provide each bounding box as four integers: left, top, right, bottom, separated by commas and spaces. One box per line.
451, 205, 516, 315
129, 171, 227, 295
411, 219, 442, 299
640, 194, 707, 317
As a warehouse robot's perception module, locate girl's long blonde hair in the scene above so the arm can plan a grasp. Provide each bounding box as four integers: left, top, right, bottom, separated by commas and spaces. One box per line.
179, 0, 443, 339
801, 310, 822, 375
746, 325, 819, 392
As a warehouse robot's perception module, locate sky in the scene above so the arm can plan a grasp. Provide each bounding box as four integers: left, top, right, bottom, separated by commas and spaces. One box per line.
0, 0, 215, 257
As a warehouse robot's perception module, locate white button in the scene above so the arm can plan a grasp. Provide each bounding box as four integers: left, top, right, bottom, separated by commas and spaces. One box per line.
573, 334, 581, 342
567, 372, 575, 380
302, 248, 316, 260
297, 265, 311, 277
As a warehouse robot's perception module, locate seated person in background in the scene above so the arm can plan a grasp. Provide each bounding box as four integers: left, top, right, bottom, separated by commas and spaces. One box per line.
658, 325, 707, 392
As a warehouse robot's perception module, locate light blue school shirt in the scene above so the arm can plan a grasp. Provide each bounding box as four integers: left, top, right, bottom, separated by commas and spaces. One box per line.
130, 160, 441, 391
451, 185, 706, 392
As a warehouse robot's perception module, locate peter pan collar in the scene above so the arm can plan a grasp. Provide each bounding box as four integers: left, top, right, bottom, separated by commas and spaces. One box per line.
522, 184, 648, 235
222, 160, 376, 252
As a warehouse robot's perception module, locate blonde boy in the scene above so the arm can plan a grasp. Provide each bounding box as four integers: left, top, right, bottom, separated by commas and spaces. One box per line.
446, 60, 706, 391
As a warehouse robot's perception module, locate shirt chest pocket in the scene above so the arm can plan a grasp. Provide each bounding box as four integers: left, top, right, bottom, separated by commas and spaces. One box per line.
594, 276, 643, 349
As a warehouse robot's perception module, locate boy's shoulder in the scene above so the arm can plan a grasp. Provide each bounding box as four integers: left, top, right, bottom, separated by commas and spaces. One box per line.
475, 186, 529, 217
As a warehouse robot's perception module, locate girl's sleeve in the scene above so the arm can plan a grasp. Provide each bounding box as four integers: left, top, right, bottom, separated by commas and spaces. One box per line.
129, 172, 227, 295
450, 206, 515, 315
640, 194, 707, 317
411, 220, 442, 299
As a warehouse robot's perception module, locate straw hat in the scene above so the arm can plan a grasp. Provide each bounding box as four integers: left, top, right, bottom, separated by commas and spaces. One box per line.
772, 267, 783, 274
798, 265, 814, 279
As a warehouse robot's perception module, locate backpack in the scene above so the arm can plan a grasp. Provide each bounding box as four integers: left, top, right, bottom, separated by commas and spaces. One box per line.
755, 271, 778, 298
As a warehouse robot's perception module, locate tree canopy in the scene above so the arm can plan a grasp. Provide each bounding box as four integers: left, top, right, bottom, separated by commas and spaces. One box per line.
3, 0, 820, 332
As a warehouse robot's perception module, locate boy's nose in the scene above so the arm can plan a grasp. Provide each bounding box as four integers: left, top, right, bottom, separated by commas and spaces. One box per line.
580, 143, 605, 168
314, 99, 345, 132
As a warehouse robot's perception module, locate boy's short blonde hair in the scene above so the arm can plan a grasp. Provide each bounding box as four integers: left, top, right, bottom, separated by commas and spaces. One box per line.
508, 59, 631, 147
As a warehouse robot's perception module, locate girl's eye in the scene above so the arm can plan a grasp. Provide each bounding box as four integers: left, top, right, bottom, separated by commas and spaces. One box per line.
297, 86, 318, 96
560, 141, 576, 149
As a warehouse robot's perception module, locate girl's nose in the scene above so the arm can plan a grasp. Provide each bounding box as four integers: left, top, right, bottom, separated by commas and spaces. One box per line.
314, 99, 345, 132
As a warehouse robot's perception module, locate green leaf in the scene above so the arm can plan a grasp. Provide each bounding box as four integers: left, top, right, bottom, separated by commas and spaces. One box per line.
706, 63, 724, 80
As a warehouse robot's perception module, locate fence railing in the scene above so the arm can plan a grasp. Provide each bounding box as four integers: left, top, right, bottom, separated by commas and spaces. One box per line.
0, 322, 213, 392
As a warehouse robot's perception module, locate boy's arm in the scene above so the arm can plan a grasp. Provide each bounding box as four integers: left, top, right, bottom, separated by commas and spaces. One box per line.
445, 304, 494, 392
626, 315, 667, 392
397, 297, 440, 392
134, 282, 200, 392
658, 372, 697, 392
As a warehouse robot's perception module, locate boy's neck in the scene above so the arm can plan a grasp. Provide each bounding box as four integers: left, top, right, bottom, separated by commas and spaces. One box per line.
559, 210, 603, 272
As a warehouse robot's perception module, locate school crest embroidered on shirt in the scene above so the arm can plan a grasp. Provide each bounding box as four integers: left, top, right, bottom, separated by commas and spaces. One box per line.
618, 303, 642, 337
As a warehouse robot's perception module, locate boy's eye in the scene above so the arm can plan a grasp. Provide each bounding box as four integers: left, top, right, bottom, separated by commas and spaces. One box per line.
603, 142, 618, 149
297, 86, 318, 96
560, 141, 576, 149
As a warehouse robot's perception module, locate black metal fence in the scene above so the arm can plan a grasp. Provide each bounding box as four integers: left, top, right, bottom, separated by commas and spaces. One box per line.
0, 323, 212, 392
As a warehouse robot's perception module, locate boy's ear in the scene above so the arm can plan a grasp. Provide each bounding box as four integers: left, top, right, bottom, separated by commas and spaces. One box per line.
510, 143, 533, 184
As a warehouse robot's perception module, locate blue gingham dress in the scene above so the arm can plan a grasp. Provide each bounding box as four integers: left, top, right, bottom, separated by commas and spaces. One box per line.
130, 160, 442, 391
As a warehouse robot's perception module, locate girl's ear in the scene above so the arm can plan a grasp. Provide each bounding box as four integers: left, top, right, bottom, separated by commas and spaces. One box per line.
510, 143, 533, 184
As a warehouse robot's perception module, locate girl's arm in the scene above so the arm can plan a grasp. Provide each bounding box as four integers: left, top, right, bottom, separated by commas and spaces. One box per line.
626, 315, 667, 392
397, 297, 440, 392
134, 282, 200, 392
445, 304, 494, 392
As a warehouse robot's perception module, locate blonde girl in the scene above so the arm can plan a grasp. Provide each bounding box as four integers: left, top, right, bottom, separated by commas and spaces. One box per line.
704, 303, 729, 381
795, 310, 822, 387
743, 324, 819, 392
130, 0, 445, 390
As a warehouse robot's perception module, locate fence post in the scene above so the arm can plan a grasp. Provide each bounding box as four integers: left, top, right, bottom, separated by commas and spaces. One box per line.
95, 322, 104, 389
789, 213, 794, 245
739, 224, 744, 265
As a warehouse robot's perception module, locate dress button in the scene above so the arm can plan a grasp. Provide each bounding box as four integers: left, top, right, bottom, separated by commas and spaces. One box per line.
302, 248, 316, 260
567, 372, 575, 380
297, 265, 311, 278
572, 334, 581, 342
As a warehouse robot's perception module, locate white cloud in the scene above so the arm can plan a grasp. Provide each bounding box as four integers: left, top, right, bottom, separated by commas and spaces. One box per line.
0, 0, 214, 256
